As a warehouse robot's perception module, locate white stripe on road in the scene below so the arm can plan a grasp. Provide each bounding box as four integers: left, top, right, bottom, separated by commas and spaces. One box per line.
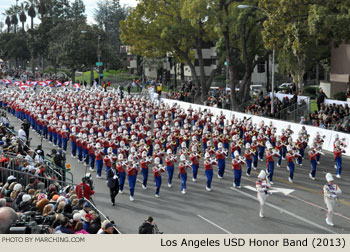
197, 214, 232, 234
229, 187, 337, 234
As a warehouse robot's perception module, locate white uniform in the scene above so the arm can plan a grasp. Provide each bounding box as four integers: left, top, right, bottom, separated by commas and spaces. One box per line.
256, 175, 271, 218
323, 183, 341, 226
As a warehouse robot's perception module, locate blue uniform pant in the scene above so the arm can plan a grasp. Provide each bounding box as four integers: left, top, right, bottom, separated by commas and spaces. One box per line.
192, 164, 199, 179
288, 162, 295, 180
49, 131, 53, 142
258, 146, 265, 160
233, 169, 242, 187
155, 176, 161, 195
166, 166, 174, 185
180, 173, 187, 191
119, 172, 126, 192
90, 154, 95, 170
316, 154, 320, 162
43, 126, 48, 139
246, 159, 252, 175
96, 159, 103, 176
310, 160, 317, 177
53, 132, 57, 145
57, 135, 62, 148
128, 175, 137, 196
335, 156, 342, 175
205, 169, 213, 189
282, 146, 287, 159
142, 168, 148, 187
77, 146, 83, 162
71, 141, 77, 157
277, 150, 282, 165
267, 161, 275, 181
217, 159, 225, 177
297, 149, 304, 164
62, 137, 68, 151
253, 153, 258, 168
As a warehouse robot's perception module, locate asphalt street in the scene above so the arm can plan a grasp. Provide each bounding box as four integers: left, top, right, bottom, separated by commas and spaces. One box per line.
7, 112, 350, 234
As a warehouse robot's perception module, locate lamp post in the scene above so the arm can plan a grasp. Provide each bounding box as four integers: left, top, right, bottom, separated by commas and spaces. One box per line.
238, 5, 275, 115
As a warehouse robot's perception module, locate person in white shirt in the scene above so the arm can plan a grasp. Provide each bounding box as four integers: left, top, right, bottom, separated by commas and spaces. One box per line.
256, 170, 271, 218
18, 126, 27, 143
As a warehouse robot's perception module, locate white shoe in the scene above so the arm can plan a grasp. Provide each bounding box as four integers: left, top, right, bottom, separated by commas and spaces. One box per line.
259, 158, 263, 162
246, 172, 250, 177
233, 182, 236, 188
259, 212, 264, 218
89, 168, 95, 172
119, 190, 123, 194
155, 194, 160, 198
237, 185, 241, 189
181, 189, 186, 194
130, 196, 134, 201
277, 164, 280, 167
336, 174, 341, 179
326, 218, 334, 226
96, 175, 102, 179
282, 157, 286, 160
71, 154, 74, 158
334, 164, 337, 169
286, 166, 290, 171
206, 186, 211, 192
142, 184, 147, 190
309, 173, 315, 180
192, 178, 197, 182
217, 175, 223, 179
270, 181, 274, 185
253, 166, 257, 170
288, 177, 293, 183
317, 161, 320, 164
168, 183, 172, 188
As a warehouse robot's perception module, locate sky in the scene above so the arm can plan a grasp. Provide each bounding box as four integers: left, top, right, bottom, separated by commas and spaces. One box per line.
0, 0, 138, 25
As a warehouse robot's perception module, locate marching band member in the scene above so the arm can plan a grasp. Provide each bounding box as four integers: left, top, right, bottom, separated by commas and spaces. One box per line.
116, 154, 126, 194
153, 144, 164, 164
245, 143, 254, 176
153, 157, 165, 198
204, 152, 217, 191
333, 141, 345, 178
189, 146, 200, 182
178, 154, 190, 194
127, 155, 139, 201
308, 144, 318, 180
103, 147, 114, 180
61, 124, 69, 152
216, 142, 227, 179
251, 136, 258, 169
275, 136, 283, 167
286, 145, 299, 183
70, 127, 77, 158
323, 173, 342, 226
256, 170, 271, 218
165, 149, 176, 187
296, 133, 305, 166
257, 132, 265, 161
140, 151, 152, 189
88, 139, 96, 172
76, 133, 83, 162
95, 143, 105, 178
232, 151, 246, 188
265, 143, 280, 184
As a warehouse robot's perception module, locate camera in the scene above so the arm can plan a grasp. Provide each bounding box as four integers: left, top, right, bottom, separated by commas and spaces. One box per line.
8, 211, 51, 234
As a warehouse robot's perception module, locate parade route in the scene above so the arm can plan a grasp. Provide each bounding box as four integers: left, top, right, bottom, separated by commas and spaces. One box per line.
6, 109, 350, 234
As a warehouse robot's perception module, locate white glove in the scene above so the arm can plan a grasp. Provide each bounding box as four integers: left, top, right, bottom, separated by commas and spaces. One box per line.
113, 175, 118, 179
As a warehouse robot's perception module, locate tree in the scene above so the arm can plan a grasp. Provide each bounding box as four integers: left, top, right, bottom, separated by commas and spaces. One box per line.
5, 17, 11, 33
19, 4, 27, 32
121, 0, 218, 104
94, 0, 128, 69
25, 0, 37, 29
11, 14, 18, 33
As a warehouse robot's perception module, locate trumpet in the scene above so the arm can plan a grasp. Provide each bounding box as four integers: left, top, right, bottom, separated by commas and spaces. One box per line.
146, 156, 153, 162
209, 157, 217, 164
160, 138, 166, 143
272, 149, 281, 157
184, 160, 192, 167
156, 165, 166, 171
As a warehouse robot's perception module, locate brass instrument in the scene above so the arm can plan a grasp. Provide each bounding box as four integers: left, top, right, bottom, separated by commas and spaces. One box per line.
315, 149, 325, 156
272, 149, 281, 157
156, 165, 166, 172
160, 138, 166, 144
151, 136, 155, 140
146, 156, 153, 163
184, 135, 189, 141
184, 160, 192, 167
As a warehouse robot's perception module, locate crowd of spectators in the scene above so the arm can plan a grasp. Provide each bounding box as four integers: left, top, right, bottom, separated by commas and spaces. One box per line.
0, 114, 117, 234
301, 103, 350, 132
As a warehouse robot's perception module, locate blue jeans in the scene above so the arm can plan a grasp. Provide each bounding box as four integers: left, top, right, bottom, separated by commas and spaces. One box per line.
71, 141, 77, 157
310, 160, 317, 177
96, 159, 103, 176
246, 159, 252, 175
267, 161, 275, 181
90, 154, 95, 169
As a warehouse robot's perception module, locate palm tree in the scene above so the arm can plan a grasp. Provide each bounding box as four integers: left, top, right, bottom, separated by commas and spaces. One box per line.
11, 14, 18, 33
19, 4, 27, 32
25, 0, 37, 29
5, 16, 11, 33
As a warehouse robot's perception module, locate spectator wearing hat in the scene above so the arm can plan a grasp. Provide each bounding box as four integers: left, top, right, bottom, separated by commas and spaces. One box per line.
18, 194, 32, 212
99, 222, 114, 234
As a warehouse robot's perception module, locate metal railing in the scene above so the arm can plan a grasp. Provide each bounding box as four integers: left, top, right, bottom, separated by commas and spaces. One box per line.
286, 103, 309, 123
